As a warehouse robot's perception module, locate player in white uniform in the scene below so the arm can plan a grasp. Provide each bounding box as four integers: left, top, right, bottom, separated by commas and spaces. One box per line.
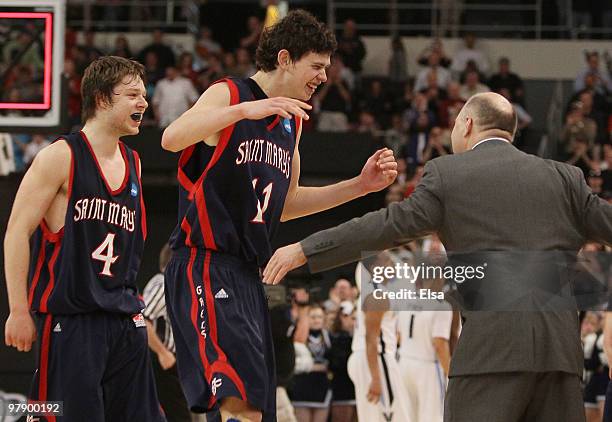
347, 260, 414, 422
398, 302, 452, 422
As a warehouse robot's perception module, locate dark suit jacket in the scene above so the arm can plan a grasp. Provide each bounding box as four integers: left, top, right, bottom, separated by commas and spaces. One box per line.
301, 139, 612, 377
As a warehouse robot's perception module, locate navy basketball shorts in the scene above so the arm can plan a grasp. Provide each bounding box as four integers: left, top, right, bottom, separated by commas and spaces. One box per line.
29, 311, 166, 422
164, 249, 276, 421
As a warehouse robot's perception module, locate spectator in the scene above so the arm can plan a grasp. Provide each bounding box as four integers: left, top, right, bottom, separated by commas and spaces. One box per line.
63, 58, 82, 128
323, 279, 354, 313
573, 90, 609, 149
383, 113, 409, 157
600, 144, 612, 194
240, 16, 263, 56
22, 134, 50, 166
152, 66, 199, 128
402, 112, 432, 167
328, 301, 357, 422
196, 26, 221, 56
314, 59, 351, 132
393, 82, 415, 113
417, 38, 452, 68
421, 126, 450, 162
222, 51, 240, 78
566, 139, 597, 177
336, 19, 366, 85
79, 30, 104, 62
386, 182, 406, 203
142, 244, 191, 422
459, 70, 490, 101
177, 52, 198, 86
359, 79, 392, 128
459, 59, 486, 85
143, 51, 165, 120
111, 35, 132, 58
574, 51, 612, 94
197, 54, 225, 93
437, 81, 465, 128
451, 32, 490, 76
355, 111, 378, 135
403, 92, 437, 132
561, 100, 598, 156
488, 57, 525, 105
388, 37, 408, 86
234, 47, 256, 78
414, 51, 452, 93
404, 163, 425, 197
137, 29, 176, 72
289, 305, 332, 422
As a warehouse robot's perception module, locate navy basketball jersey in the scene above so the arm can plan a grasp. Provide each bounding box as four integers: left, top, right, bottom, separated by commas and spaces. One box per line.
29, 131, 147, 315
169, 77, 300, 266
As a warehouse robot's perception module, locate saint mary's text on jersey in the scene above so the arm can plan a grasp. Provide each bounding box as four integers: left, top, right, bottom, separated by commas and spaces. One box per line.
73, 197, 136, 232
235, 138, 291, 179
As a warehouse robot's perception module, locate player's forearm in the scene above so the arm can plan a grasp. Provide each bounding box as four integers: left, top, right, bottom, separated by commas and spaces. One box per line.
145, 320, 168, 356
433, 338, 451, 376
281, 177, 366, 221
4, 228, 32, 313
161, 103, 247, 152
365, 335, 381, 382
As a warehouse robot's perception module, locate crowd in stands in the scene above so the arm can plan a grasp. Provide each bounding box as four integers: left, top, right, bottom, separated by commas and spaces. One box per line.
1, 14, 611, 202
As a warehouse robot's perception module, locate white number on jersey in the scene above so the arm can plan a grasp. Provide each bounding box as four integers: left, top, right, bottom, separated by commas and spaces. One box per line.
250, 178, 273, 224
91, 233, 119, 276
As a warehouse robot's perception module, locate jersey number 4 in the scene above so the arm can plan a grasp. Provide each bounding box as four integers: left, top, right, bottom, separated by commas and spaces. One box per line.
92, 233, 119, 276
251, 178, 273, 224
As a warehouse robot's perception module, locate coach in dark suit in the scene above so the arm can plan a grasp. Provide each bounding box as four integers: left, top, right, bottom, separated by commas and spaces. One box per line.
263, 92, 612, 421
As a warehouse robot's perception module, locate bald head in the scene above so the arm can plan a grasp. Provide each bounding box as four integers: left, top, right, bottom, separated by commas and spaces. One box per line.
451, 92, 517, 153
463, 92, 517, 136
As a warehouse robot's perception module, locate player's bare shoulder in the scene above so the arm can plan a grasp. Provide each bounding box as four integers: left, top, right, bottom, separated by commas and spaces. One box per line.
193, 81, 231, 111
29, 139, 72, 190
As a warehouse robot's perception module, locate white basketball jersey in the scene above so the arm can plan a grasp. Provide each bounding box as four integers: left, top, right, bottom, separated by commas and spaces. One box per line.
398, 304, 452, 361
352, 262, 398, 354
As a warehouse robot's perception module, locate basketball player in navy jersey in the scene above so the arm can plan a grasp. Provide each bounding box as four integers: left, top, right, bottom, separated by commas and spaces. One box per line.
161, 10, 397, 422
4, 57, 165, 421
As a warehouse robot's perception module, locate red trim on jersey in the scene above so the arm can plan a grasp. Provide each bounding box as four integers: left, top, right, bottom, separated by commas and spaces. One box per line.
186, 249, 212, 381
191, 78, 240, 249
40, 219, 64, 243
295, 116, 302, 138
38, 314, 52, 405
266, 115, 280, 131
132, 150, 147, 240
66, 140, 75, 203
177, 145, 196, 193
202, 251, 247, 401
28, 235, 47, 308
39, 240, 62, 313
180, 217, 194, 247
80, 131, 130, 196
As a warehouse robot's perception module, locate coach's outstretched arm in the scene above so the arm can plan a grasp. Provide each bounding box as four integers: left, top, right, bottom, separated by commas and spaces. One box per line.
4, 142, 71, 351
263, 160, 444, 284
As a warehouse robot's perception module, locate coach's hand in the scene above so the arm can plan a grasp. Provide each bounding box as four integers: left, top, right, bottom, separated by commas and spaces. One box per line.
5, 310, 37, 352
367, 377, 382, 403
240, 97, 311, 121
358, 148, 398, 194
263, 242, 306, 285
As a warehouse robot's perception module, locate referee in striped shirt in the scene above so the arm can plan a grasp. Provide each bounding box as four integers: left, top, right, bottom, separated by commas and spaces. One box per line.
143, 244, 191, 422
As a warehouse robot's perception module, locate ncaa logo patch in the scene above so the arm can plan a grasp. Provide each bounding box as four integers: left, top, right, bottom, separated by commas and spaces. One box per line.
282, 117, 292, 133
130, 182, 138, 197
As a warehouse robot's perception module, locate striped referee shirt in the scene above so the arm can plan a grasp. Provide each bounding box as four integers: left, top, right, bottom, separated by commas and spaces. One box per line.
142, 273, 175, 354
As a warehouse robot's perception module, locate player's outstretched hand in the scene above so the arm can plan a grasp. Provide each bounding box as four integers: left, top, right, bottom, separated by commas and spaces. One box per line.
263, 242, 307, 285
5, 310, 37, 352
358, 148, 398, 194
241, 97, 312, 121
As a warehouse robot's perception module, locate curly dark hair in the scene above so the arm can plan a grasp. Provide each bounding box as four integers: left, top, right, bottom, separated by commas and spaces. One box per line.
81, 56, 145, 123
255, 9, 337, 72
